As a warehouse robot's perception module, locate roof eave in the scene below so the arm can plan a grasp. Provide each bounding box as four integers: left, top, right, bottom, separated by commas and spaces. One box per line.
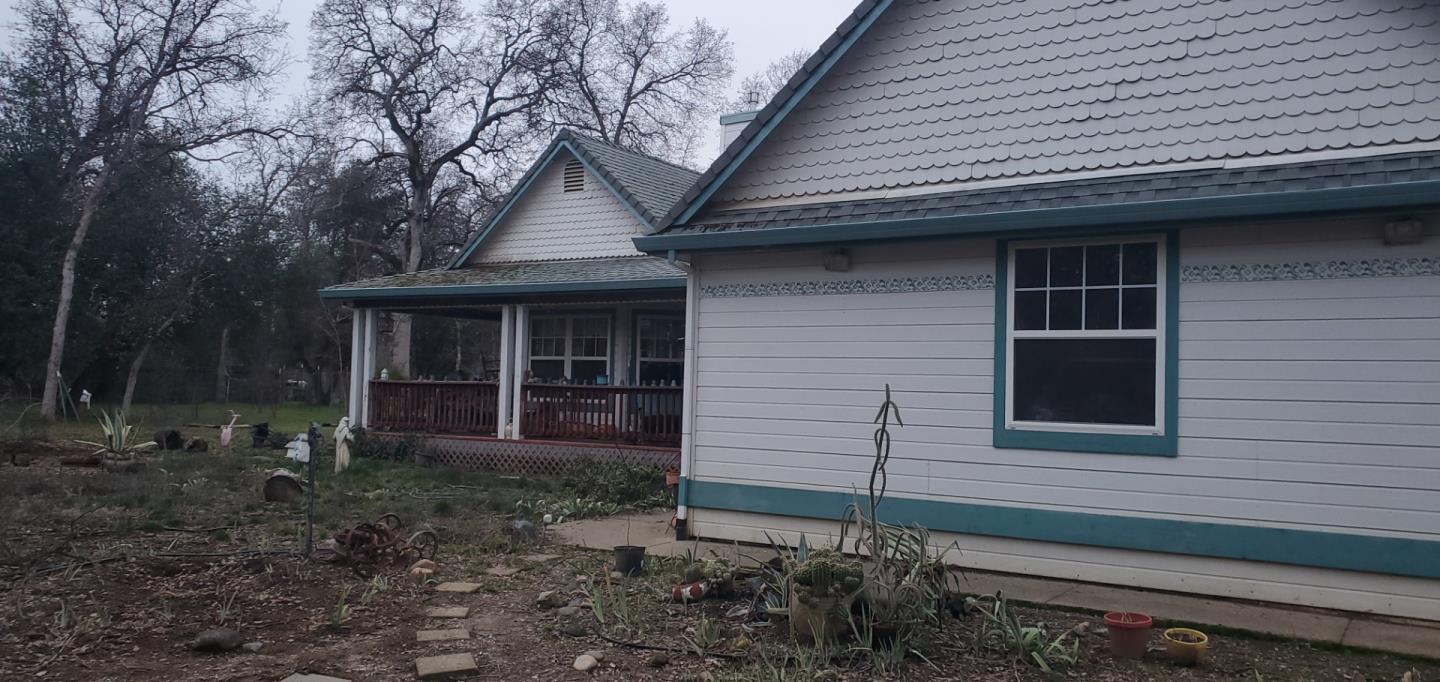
634, 179, 1440, 253
319, 277, 689, 302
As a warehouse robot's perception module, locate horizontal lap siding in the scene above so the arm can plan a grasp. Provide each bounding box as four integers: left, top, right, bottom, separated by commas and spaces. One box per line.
691, 218, 1440, 551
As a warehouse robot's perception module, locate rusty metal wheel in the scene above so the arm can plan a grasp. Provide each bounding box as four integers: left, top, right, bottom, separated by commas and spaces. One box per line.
407, 530, 440, 560
374, 513, 403, 531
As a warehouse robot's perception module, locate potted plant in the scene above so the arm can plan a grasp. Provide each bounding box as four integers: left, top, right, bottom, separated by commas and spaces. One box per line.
1103, 611, 1153, 659
789, 548, 863, 643
1162, 627, 1209, 666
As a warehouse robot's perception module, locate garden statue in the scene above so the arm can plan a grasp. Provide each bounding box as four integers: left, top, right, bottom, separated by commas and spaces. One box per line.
333, 416, 354, 473
285, 433, 310, 463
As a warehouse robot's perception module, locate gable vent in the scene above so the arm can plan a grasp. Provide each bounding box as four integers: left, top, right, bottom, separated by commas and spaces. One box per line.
563, 160, 585, 192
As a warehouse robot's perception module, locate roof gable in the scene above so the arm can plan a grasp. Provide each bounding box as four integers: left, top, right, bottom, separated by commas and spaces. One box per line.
665, 0, 1440, 227
450, 130, 699, 267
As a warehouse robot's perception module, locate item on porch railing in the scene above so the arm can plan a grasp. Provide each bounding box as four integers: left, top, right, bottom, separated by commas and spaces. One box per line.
380, 368, 390, 380
334, 416, 354, 473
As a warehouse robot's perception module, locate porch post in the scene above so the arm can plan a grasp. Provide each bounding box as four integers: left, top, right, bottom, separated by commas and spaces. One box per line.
360, 308, 379, 428
510, 305, 529, 439
348, 306, 364, 425
496, 305, 514, 438
677, 262, 699, 537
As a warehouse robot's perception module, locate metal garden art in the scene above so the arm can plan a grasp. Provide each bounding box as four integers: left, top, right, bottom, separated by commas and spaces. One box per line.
327, 513, 440, 577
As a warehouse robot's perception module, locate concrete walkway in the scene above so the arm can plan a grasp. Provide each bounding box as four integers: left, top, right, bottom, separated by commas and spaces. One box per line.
552, 511, 1440, 659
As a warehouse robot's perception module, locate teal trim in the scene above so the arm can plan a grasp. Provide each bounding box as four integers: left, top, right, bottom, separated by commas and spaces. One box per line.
678, 475, 690, 507
450, 141, 655, 268
642, 179, 1440, 252
319, 277, 687, 302
992, 233, 1179, 457
718, 111, 759, 126
672, 0, 897, 226
686, 480, 1440, 580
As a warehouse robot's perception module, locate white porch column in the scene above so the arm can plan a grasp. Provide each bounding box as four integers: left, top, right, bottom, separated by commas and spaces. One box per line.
677, 262, 699, 530
496, 305, 515, 438
360, 308, 379, 428
348, 307, 364, 424
613, 304, 634, 385
510, 305, 529, 439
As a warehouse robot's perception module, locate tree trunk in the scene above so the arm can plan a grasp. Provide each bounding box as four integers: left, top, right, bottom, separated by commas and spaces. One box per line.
121, 340, 154, 416
41, 161, 117, 419
214, 326, 231, 403
388, 187, 429, 378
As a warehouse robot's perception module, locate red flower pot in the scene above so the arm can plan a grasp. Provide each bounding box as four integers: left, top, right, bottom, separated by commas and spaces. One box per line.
1104, 611, 1153, 659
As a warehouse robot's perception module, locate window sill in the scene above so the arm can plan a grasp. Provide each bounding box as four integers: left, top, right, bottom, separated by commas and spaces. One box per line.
993, 427, 1176, 457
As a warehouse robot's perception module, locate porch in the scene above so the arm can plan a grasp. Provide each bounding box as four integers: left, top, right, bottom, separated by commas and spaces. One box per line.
320, 257, 691, 472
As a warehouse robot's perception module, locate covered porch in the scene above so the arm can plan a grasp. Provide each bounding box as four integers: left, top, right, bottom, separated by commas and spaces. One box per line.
321, 257, 692, 471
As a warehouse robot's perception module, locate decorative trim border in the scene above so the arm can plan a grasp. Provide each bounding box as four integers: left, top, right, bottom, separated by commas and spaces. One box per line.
1182, 256, 1440, 283
701, 274, 993, 298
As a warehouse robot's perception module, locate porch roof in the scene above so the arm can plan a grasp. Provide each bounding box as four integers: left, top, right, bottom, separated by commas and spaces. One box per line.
319, 256, 687, 302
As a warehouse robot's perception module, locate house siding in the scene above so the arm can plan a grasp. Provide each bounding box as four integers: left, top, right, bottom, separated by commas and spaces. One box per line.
465, 150, 647, 264
708, 0, 1440, 207
685, 212, 1440, 618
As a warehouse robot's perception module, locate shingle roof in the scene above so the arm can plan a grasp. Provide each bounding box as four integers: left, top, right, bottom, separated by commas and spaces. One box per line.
659, 152, 1440, 236
320, 256, 686, 301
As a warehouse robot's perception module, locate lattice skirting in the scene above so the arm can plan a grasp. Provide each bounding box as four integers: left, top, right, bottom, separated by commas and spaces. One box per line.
370, 433, 679, 476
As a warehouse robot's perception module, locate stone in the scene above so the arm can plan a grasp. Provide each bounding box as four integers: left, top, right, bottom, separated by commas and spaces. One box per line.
559, 623, 589, 637
189, 628, 243, 653
410, 567, 435, 580
536, 590, 567, 609
425, 607, 470, 619
609, 571, 625, 580
241, 641, 263, 653
279, 675, 350, 682
410, 559, 438, 572
556, 606, 581, 617
414, 653, 479, 679
434, 582, 482, 594
486, 566, 521, 578
647, 653, 669, 668
583, 650, 606, 662
416, 629, 469, 642
508, 519, 538, 541
520, 554, 561, 563
572, 654, 599, 672
1071, 621, 1093, 638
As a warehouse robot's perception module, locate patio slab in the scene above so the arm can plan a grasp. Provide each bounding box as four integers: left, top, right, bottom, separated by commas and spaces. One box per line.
433, 582, 483, 594
416, 628, 470, 642
415, 653, 479, 679
425, 606, 471, 619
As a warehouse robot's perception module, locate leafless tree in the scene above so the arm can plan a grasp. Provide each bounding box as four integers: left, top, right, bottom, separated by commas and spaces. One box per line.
554, 0, 733, 164
15, 0, 286, 419
729, 49, 809, 113
310, 0, 569, 375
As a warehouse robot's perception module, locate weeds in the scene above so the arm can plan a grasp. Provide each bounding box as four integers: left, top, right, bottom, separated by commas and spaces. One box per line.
583, 572, 637, 636
328, 586, 353, 629
973, 592, 1080, 672
685, 614, 724, 655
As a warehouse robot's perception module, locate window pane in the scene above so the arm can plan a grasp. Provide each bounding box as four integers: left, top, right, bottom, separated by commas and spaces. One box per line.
1122, 242, 1158, 285
1048, 289, 1082, 330
639, 362, 685, 385
1014, 291, 1047, 330
571, 360, 608, 384
1085, 245, 1120, 286
1122, 287, 1157, 329
1014, 248, 1048, 288
1013, 338, 1156, 426
1049, 246, 1084, 287
1084, 288, 1119, 329
530, 359, 564, 382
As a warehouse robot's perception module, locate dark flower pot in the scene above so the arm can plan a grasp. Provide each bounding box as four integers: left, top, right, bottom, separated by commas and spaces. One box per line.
614, 545, 646, 576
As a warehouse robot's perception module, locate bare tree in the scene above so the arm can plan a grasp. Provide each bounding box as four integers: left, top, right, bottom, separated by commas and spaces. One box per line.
554, 0, 733, 164
311, 0, 568, 376
729, 49, 808, 113
13, 0, 285, 419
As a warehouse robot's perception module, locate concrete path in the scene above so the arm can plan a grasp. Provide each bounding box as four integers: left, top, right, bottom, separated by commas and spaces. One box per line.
552, 512, 1440, 658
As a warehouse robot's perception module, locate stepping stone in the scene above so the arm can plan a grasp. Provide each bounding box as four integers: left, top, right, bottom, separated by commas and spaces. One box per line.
415, 653, 479, 679
485, 566, 521, 577
425, 606, 471, 619
416, 628, 470, 643
519, 553, 560, 563
281, 675, 350, 682
433, 582, 482, 593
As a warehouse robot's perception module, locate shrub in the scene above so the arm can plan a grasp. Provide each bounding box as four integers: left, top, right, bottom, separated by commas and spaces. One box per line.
351, 429, 432, 463
561, 458, 667, 508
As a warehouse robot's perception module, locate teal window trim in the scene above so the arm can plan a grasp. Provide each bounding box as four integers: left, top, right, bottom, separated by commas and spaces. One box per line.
992, 232, 1180, 457
685, 480, 1440, 580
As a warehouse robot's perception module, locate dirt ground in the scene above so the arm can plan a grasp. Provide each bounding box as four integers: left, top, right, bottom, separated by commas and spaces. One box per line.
1, 439, 1436, 681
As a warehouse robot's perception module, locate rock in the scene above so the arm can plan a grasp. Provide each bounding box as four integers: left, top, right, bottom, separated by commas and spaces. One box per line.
185, 438, 209, 452
1071, 621, 1093, 638
557, 606, 581, 617
415, 653, 478, 679
584, 650, 606, 662
486, 565, 521, 577
425, 607, 470, 619
559, 623, 589, 637
433, 582, 481, 593
609, 571, 625, 580
572, 654, 599, 672
647, 653, 669, 668
410, 559, 438, 572
263, 470, 305, 503
410, 566, 435, 580
280, 675, 350, 682
536, 590, 567, 609
508, 519, 538, 541
241, 642, 263, 653
190, 628, 243, 653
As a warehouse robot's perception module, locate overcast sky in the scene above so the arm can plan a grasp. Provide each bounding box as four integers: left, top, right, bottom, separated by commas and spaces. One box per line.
0, 0, 852, 154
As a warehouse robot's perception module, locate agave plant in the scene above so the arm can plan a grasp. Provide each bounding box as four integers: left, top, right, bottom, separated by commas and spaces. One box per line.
76, 410, 156, 460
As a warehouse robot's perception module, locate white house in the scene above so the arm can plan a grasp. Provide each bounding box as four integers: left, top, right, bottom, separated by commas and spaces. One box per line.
631, 0, 1440, 620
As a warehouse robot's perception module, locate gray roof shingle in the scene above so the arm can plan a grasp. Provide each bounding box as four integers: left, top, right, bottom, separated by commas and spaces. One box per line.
321, 256, 686, 300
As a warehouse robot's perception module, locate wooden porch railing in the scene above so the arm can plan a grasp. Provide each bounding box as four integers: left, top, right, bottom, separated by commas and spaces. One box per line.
369, 381, 500, 434
522, 384, 682, 447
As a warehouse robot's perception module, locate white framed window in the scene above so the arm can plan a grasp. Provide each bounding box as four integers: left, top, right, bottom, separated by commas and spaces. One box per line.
636, 315, 684, 385
529, 314, 610, 383
1002, 235, 1168, 439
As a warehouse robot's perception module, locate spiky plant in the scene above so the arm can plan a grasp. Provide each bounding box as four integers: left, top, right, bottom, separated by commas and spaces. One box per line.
76, 410, 156, 461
